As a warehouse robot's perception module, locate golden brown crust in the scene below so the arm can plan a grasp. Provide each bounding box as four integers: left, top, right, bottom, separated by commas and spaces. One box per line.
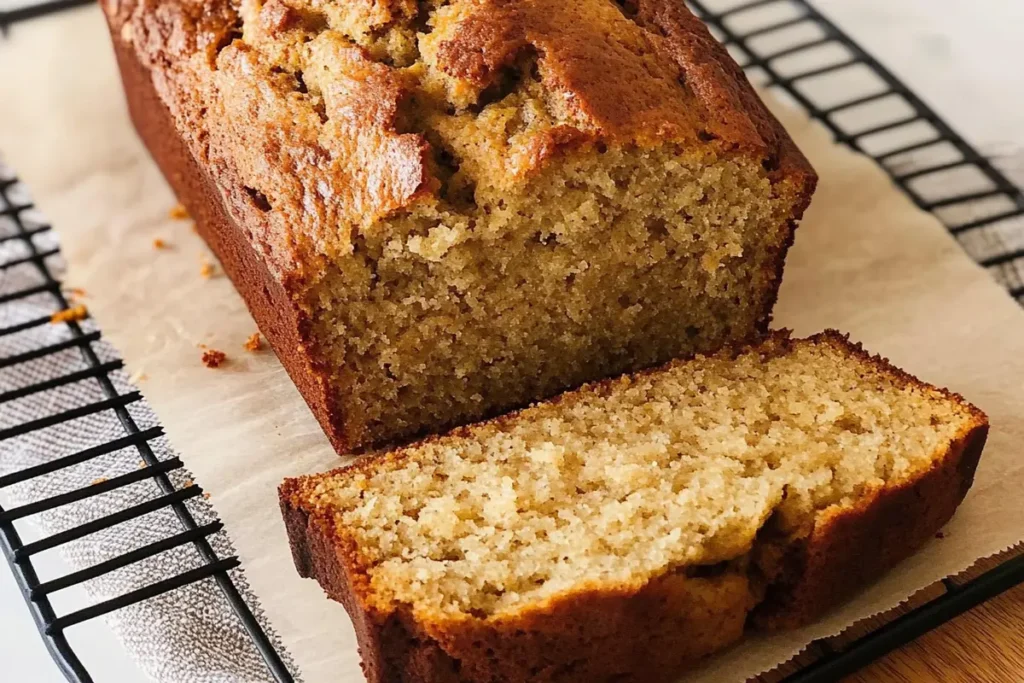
281, 483, 751, 683
107, 27, 352, 449
431, 0, 814, 188
434, 0, 708, 148
753, 330, 989, 629
754, 418, 986, 630
279, 332, 988, 683
105, 0, 815, 259
104, 0, 815, 454
630, 1, 814, 185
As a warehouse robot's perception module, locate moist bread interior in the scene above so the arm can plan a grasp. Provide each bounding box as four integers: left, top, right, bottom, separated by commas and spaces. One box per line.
113, 0, 812, 448
300, 334, 973, 619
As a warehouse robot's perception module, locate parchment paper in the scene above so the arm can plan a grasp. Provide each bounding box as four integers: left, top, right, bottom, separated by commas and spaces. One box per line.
2, 7, 1024, 682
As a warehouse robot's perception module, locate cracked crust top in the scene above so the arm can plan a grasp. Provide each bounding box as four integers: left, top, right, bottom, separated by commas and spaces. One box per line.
102, 0, 814, 281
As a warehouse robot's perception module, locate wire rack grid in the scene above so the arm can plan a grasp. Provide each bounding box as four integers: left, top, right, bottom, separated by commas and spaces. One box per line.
0, 182, 295, 679
1, 0, 1023, 682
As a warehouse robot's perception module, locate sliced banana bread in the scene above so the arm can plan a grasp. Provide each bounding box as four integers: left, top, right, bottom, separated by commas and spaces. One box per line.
104, 0, 815, 452
280, 331, 987, 683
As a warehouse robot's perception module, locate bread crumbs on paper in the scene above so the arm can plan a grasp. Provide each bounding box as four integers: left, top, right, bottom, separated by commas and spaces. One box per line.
202, 349, 227, 368
50, 304, 88, 324
244, 333, 263, 352
169, 203, 190, 220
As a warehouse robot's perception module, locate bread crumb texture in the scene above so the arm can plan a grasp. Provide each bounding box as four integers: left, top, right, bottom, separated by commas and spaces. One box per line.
288, 333, 983, 625
112, 0, 815, 448
50, 304, 88, 325
243, 332, 263, 351
201, 348, 227, 368
169, 202, 190, 219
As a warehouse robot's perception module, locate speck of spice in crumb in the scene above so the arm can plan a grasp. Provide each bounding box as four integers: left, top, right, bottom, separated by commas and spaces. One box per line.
50, 304, 88, 325
244, 333, 263, 352
200, 261, 217, 278
153, 238, 170, 250
169, 203, 190, 220
202, 349, 227, 368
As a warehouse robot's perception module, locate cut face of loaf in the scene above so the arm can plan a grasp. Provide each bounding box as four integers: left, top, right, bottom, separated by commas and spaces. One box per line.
280, 332, 987, 683
104, 0, 816, 452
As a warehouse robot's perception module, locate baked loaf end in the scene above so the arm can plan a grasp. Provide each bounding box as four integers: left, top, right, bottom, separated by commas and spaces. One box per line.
280, 332, 986, 683
103, 0, 816, 451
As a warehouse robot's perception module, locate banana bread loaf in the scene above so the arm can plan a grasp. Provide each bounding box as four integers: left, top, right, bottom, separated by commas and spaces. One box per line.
102, 0, 816, 452
280, 331, 987, 683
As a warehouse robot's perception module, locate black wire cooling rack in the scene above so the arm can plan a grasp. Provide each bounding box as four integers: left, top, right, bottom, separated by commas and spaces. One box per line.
1, 0, 1023, 682
0, 0, 91, 34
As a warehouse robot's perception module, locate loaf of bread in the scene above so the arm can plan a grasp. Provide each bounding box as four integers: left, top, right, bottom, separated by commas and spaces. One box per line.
280, 331, 987, 683
102, 0, 816, 452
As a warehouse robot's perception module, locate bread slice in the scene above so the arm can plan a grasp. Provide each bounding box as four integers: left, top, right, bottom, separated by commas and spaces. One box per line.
280, 331, 987, 683
104, 0, 815, 452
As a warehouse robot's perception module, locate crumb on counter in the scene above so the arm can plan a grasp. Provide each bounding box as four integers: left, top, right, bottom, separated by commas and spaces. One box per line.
138, 460, 147, 469
50, 304, 88, 325
244, 333, 263, 352
90, 477, 108, 486
203, 492, 211, 500
202, 348, 227, 368
169, 203, 190, 220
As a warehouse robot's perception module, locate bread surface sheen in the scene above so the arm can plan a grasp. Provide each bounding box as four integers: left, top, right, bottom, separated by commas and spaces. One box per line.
281, 331, 988, 683
103, 0, 816, 450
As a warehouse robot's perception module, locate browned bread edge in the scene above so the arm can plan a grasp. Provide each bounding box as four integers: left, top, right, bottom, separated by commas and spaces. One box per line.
278, 332, 988, 682
103, 1, 815, 456
753, 333, 989, 629
105, 19, 352, 453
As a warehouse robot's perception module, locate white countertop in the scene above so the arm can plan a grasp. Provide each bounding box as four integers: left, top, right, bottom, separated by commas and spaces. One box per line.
0, 0, 1021, 681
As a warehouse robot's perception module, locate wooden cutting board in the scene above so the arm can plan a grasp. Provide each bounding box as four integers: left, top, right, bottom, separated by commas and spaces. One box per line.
756, 546, 1024, 682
